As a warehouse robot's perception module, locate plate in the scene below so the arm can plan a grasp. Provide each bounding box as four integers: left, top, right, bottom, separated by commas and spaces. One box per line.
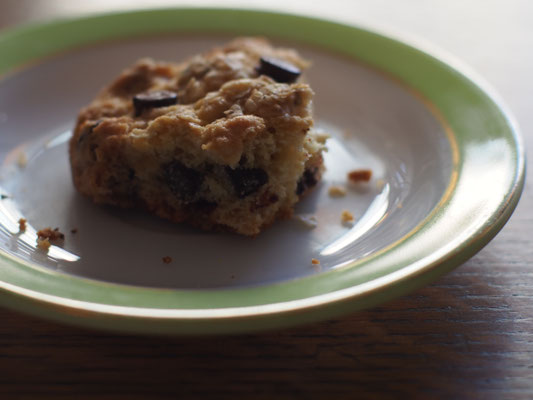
0, 8, 525, 334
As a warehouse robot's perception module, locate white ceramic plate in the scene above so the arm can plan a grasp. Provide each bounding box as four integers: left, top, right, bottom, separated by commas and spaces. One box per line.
0, 35, 450, 288
0, 9, 524, 334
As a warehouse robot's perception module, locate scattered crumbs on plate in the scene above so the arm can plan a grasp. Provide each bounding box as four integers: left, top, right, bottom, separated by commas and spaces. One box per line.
311, 258, 320, 265
70, 228, 78, 234
36, 227, 65, 251
347, 169, 372, 183
18, 218, 26, 232
294, 214, 318, 229
17, 151, 27, 168
36, 238, 51, 251
328, 185, 347, 197
37, 227, 65, 241
162, 256, 172, 264
341, 210, 355, 226
375, 178, 386, 191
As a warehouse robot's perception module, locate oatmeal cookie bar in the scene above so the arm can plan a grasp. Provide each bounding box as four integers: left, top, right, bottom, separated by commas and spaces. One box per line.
69, 38, 326, 236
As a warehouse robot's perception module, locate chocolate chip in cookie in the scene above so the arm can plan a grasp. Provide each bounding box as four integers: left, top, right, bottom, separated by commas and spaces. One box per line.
226, 167, 268, 198
133, 90, 178, 116
163, 161, 204, 201
296, 167, 319, 196
257, 57, 301, 83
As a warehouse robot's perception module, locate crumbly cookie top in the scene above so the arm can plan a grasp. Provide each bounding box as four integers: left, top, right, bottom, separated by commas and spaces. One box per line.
75, 37, 314, 167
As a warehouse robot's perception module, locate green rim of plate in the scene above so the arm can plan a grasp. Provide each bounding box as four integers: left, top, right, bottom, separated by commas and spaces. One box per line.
0, 8, 525, 334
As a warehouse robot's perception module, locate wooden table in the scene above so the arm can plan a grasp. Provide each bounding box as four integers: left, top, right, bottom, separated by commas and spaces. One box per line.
1, 1, 532, 398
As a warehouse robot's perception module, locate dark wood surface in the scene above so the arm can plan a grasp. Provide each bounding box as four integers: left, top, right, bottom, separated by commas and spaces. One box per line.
1, 1, 532, 398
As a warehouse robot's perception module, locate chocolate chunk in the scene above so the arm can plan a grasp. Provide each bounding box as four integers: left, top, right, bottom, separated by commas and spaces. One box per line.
226, 167, 268, 198
191, 199, 218, 214
256, 57, 301, 83
163, 161, 203, 201
296, 167, 319, 196
77, 120, 101, 145
133, 90, 178, 116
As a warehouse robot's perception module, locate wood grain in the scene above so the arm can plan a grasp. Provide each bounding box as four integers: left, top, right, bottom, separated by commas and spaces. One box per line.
0, 1, 532, 398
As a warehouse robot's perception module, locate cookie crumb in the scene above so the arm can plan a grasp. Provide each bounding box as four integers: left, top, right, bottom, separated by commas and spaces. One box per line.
162, 256, 172, 264
348, 169, 372, 183
37, 227, 65, 241
17, 151, 27, 168
70, 228, 78, 234
341, 210, 355, 225
294, 214, 318, 229
311, 258, 320, 265
328, 185, 347, 197
397, 202, 403, 209
36, 238, 51, 251
314, 131, 331, 144
36, 227, 65, 251
18, 218, 27, 232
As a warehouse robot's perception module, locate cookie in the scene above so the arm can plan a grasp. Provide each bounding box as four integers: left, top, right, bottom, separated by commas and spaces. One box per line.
69, 38, 326, 236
